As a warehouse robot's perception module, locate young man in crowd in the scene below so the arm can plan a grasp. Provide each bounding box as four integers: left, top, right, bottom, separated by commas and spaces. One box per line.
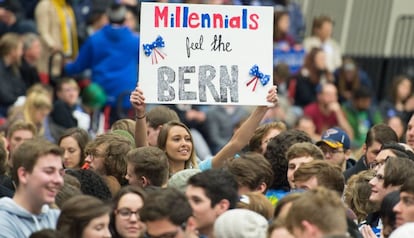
0, 138, 64, 237
140, 187, 198, 238
125, 146, 169, 188
186, 169, 238, 238
391, 177, 414, 237
285, 187, 349, 238
316, 127, 354, 171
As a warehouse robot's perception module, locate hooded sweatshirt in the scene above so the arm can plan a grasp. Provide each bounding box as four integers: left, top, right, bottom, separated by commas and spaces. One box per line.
0, 197, 60, 238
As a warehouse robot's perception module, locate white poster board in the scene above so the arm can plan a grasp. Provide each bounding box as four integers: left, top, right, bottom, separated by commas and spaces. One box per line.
139, 3, 273, 105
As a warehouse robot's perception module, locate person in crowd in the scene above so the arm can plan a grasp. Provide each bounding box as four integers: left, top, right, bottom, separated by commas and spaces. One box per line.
363, 156, 414, 235
343, 170, 376, 224
371, 142, 414, 171
406, 113, 414, 150
316, 127, 354, 171
344, 124, 398, 181
110, 186, 146, 238
334, 57, 373, 104
288, 47, 334, 108
0, 136, 13, 198
264, 129, 312, 204
54, 174, 82, 208
267, 218, 295, 238
390, 177, 414, 237
58, 127, 90, 169
303, 82, 354, 138
5, 120, 36, 167
167, 169, 201, 193
294, 116, 321, 142
65, 169, 112, 201
57, 195, 112, 238
360, 191, 399, 238
140, 187, 199, 238
303, 15, 342, 73
0, 33, 26, 118
0, 0, 37, 36
379, 75, 413, 123
186, 169, 239, 238
131, 85, 279, 173
285, 187, 349, 238
248, 121, 287, 155
0, 138, 64, 237
226, 152, 274, 194
84, 132, 133, 196
35, 0, 78, 77
125, 146, 169, 188
7, 89, 53, 140
64, 3, 139, 125
387, 116, 406, 142
286, 142, 324, 189
20, 33, 42, 87
50, 78, 89, 133
274, 10, 296, 50
214, 209, 269, 238
343, 86, 383, 148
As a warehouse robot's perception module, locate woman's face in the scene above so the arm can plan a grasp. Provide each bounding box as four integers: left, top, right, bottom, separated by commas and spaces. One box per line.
277, 14, 290, 33
397, 79, 412, 101
115, 193, 146, 238
314, 51, 327, 70
82, 213, 111, 238
165, 126, 193, 162
60, 136, 82, 169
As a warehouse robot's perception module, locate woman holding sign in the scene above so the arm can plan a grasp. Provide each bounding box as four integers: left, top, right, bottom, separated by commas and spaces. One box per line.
129, 85, 278, 176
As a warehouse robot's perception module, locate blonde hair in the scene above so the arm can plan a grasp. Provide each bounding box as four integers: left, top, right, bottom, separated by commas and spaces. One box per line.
237, 192, 274, 220
23, 91, 52, 135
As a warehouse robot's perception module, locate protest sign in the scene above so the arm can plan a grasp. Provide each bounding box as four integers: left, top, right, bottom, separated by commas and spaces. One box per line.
139, 3, 273, 105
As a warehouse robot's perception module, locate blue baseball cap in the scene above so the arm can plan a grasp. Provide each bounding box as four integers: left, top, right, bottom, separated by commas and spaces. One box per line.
316, 127, 350, 150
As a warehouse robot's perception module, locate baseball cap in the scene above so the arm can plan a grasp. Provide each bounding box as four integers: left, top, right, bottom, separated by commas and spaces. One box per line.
316, 127, 350, 150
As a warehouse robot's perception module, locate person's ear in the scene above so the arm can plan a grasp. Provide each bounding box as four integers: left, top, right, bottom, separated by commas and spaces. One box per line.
256, 182, 267, 193
17, 167, 29, 185
214, 199, 230, 216
301, 220, 320, 238
185, 216, 198, 234
140, 176, 149, 187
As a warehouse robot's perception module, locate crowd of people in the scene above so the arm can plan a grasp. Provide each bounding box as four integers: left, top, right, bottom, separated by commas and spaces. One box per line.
0, 0, 414, 238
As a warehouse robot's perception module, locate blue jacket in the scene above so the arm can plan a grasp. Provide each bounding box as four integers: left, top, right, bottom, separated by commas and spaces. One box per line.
0, 197, 60, 238
65, 24, 139, 108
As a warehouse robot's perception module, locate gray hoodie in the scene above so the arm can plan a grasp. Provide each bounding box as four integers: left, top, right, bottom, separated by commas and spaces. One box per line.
0, 197, 60, 238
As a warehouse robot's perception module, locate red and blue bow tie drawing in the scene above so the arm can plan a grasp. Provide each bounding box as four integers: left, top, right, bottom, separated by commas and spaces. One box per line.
246, 65, 270, 92
143, 36, 167, 64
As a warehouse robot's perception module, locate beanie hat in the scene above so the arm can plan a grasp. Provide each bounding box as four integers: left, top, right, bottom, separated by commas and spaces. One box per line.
107, 3, 126, 24
214, 209, 268, 238
168, 169, 201, 192
112, 129, 135, 148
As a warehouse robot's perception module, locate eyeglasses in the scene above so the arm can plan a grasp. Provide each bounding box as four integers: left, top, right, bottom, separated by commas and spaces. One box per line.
86, 150, 106, 160
116, 208, 140, 220
144, 222, 186, 238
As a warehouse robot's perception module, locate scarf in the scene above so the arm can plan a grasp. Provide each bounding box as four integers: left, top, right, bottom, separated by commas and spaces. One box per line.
51, 0, 78, 58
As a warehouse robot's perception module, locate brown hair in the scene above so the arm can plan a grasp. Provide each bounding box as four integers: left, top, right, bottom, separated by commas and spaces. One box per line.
57, 195, 111, 238
285, 187, 347, 236
286, 142, 324, 161
293, 160, 345, 195
6, 120, 37, 139
85, 133, 133, 184
249, 122, 287, 154
311, 15, 334, 36
58, 128, 90, 168
227, 152, 274, 192
343, 170, 376, 223
383, 156, 414, 188
146, 106, 180, 129
237, 192, 274, 220
126, 147, 169, 187
111, 119, 135, 139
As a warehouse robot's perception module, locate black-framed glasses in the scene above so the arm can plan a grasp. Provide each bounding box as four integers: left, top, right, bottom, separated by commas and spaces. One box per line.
85, 150, 106, 161
116, 208, 140, 220
369, 156, 392, 169
144, 222, 186, 238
